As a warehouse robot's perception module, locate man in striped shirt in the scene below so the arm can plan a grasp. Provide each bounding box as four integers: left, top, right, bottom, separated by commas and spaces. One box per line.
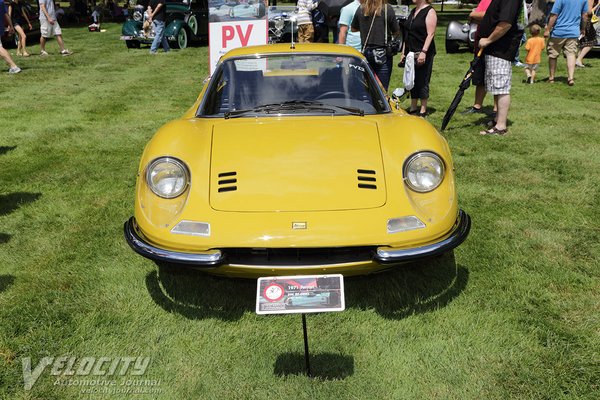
297, 0, 318, 42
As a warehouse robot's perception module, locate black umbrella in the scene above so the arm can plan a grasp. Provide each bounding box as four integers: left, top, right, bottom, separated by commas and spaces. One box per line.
440, 49, 483, 131
317, 0, 353, 18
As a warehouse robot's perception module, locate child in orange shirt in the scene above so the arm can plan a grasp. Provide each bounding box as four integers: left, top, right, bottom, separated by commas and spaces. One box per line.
524, 24, 545, 84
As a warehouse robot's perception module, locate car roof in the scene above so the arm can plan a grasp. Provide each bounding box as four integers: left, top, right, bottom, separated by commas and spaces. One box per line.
221, 43, 364, 60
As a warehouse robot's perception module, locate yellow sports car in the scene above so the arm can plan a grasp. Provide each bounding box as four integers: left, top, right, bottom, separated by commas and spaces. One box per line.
124, 43, 470, 277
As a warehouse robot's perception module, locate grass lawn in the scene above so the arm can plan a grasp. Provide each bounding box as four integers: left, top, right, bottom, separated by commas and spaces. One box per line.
1, 17, 599, 399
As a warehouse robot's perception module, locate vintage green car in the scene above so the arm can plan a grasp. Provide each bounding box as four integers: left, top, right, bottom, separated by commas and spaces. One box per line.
120, 0, 209, 49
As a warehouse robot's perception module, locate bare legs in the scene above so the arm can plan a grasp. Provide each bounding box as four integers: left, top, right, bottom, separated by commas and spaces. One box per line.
0, 46, 18, 69
15, 25, 29, 56
576, 46, 592, 66
40, 35, 66, 53
494, 94, 510, 131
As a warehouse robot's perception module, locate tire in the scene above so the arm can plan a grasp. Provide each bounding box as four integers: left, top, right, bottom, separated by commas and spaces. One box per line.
445, 39, 460, 54
172, 28, 188, 49
126, 40, 141, 49
187, 15, 198, 36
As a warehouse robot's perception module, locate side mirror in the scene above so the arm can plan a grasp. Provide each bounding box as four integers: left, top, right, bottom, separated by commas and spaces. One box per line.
392, 88, 410, 102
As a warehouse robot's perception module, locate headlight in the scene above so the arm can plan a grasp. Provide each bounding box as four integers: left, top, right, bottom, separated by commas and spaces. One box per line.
146, 157, 190, 199
403, 151, 445, 193
274, 17, 285, 30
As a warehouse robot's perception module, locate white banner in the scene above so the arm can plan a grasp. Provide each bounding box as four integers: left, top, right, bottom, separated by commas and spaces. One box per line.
208, 1, 269, 75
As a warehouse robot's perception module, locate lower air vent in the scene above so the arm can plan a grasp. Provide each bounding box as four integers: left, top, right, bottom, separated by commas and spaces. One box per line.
224, 247, 375, 266
357, 169, 377, 190
218, 171, 237, 192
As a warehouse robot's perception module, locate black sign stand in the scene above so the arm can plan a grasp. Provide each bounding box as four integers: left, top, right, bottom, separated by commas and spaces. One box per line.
302, 313, 312, 377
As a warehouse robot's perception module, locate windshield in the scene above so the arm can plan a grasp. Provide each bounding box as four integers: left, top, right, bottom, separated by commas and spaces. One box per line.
199, 53, 389, 118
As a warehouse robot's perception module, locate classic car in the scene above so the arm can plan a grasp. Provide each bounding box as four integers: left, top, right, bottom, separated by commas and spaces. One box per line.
120, 0, 208, 49
208, 0, 265, 22
594, 7, 600, 52
445, 20, 477, 53
268, 5, 297, 43
124, 43, 471, 278
268, 4, 409, 45
1, 0, 41, 48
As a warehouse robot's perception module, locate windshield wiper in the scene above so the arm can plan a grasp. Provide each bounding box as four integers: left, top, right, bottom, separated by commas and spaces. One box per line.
224, 100, 364, 119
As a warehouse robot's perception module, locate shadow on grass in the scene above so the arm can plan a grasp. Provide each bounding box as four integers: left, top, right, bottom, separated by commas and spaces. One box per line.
0, 192, 42, 217
0, 233, 10, 244
146, 252, 467, 321
273, 352, 354, 380
0, 146, 17, 156
0, 275, 15, 294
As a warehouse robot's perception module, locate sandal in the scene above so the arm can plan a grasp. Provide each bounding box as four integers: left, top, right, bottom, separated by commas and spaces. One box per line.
407, 109, 419, 115
548, 78, 554, 83
479, 127, 508, 136
567, 79, 574, 86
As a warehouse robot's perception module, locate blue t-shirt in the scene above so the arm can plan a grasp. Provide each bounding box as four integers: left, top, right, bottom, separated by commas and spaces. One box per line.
551, 0, 589, 38
0, 0, 5, 34
338, 0, 361, 51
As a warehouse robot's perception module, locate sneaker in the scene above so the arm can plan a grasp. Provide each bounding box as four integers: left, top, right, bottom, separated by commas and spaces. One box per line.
575, 62, 585, 68
514, 61, 525, 67
461, 106, 484, 115
60, 49, 72, 56
526, 77, 532, 84
40, 50, 49, 56
8, 66, 22, 74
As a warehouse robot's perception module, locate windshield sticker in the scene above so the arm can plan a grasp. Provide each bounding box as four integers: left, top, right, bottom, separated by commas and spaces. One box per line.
349, 64, 365, 72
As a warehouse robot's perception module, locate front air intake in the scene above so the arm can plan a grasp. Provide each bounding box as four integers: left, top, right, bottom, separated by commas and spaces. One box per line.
217, 171, 237, 192
357, 169, 377, 190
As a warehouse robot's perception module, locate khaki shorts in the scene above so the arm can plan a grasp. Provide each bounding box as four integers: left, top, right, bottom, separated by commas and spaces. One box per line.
298, 24, 314, 43
525, 63, 539, 70
41, 19, 62, 38
546, 37, 578, 58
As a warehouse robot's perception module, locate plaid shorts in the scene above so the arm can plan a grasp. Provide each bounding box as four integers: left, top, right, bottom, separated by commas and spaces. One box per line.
485, 55, 512, 95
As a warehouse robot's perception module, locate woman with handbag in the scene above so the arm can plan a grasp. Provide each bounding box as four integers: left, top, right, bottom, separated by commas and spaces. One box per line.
400, 0, 437, 117
351, 0, 400, 91
576, 0, 599, 68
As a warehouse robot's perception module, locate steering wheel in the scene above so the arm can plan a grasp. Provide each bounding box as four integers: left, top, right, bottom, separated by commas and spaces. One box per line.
314, 91, 346, 100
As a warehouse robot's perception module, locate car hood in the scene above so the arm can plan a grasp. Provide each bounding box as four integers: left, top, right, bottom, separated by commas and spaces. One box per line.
209, 118, 387, 212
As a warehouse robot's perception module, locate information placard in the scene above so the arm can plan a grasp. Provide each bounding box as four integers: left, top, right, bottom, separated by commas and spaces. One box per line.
256, 275, 345, 315
208, 0, 269, 75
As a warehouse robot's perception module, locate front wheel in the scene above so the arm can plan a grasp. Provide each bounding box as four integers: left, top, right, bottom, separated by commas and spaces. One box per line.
172, 28, 188, 49
445, 39, 459, 54
187, 15, 198, 36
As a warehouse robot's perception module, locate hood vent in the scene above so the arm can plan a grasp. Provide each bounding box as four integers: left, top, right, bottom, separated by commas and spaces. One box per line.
218, 172, 237, 192
357, 169, 377, 190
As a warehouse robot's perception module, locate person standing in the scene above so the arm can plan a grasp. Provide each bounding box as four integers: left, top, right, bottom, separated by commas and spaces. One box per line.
147, 0, 169, 53
462, 0, 492, 115
575, 0, 599, 67
524, 24, 545, 83
312, 1, 329, 43
544, 0, 588, 85
39, 0, 71, 56
338, 0, 362, 51
1, 0, 21, 73
297, 0, 318, 43
401, 0, 437, 117
477, 0, 522, 135
8, 0, 32, 57
351, 0, 400, 91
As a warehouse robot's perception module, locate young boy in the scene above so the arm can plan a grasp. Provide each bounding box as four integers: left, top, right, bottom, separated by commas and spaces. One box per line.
524, 24, 545, 84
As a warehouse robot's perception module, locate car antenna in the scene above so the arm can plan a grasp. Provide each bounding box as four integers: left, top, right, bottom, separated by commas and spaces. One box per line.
290, 16, 296, 49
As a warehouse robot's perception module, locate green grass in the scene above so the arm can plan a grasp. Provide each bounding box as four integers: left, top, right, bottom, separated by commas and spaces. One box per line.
1, 20, 599, 399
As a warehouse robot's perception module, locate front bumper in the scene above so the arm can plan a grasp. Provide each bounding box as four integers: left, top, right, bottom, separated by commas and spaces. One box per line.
123, 210, 471, 271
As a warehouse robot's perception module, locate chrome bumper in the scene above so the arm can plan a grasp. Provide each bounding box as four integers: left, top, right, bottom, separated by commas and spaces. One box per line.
124, 210, 470, 267
374, 209, 471, 264
124, 218, 223, 266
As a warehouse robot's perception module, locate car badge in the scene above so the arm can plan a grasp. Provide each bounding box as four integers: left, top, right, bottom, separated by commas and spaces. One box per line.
292, 222, 307, 230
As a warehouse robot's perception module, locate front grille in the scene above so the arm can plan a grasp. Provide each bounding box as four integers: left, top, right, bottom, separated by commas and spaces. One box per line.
223, 247, 375, 266
357, 169, 377, 190
217, 171, 237, 192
